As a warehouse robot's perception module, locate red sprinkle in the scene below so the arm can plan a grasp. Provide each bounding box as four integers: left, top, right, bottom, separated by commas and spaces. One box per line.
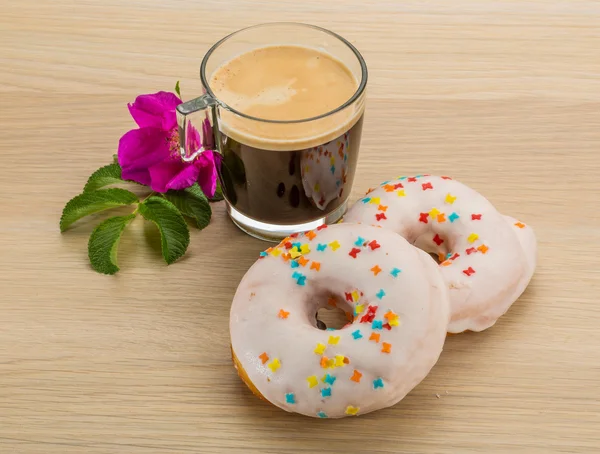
441, 176, 453, 180
433, 234, 444, 246
368, 240, 381, 250
317, 225, 328, 231
349, 248, 361, 258
284, 242, 293, 250
463, 267, 476, 276
450, 253, 460, 260
383, 323, 392, 331
393, 183, 404, 189
375, 213, 387, 221
345, 292, 353, 302
466, 247, 477, 255
471, 214, 482, 220
290, 233, 299, 238
422, 182, 433, 191
419, 213, 429, 224
407, 177, 417, 182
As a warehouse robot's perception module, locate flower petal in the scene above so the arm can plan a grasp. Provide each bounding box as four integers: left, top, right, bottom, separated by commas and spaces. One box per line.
166, 164, 201, 191
118, 127, 171, 172
148, 159, 187, 193
121, 167, 151, 186
195, 150, 218, 197
128, 91, 182, 129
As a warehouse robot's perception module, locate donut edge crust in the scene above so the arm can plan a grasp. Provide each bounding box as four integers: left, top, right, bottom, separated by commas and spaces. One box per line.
231, 346, 267, 402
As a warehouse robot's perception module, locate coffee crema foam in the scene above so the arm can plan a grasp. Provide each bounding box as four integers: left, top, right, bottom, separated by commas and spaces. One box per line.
209, 45, 364, 151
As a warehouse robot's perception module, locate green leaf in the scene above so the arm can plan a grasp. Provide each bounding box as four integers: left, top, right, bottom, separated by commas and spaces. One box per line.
60, 189, 139, 232
138, 196, 190, 265
209, 181, 225, 202
162, 184, 212, 229
88, 214, 135, 275
175, 80, 181, 98
84, 163, 123, 192
112, 153, 118, 163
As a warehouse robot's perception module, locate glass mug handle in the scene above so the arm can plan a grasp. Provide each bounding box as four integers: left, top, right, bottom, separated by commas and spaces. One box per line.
176, 95, 220, 162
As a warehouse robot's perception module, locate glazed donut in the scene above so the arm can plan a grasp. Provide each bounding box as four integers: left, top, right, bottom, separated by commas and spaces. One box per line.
344, 175, 536, 333
230, 223, 450, 418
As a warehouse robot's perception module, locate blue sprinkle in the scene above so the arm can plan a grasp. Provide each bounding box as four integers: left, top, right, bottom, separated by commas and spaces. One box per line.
448, 212, 460, 223
292, 271, 301, 280
317, 243, 328, 252
373, 378, 384, 389
326, 327, 336, 331
362, 197, 371, 204
285, 393, 296, 404
321, 387, 332, 398
296, 275, 307, 286
352, 329, 363, 340
381, 180, 390, 185
324, 374, 336, 385
330, 165, 335, 174
446, 252, 453, 259
390, 268, 401, 278
399, 176, 407, 180
259, 251, 268, 257
317, 411, 328, 418
376, 289, 386, 300
354, 236, 365, 247
372, 320, 383, 330
416, 174, 423, 178
292, 242, 302, 249
290, 260, 299, 269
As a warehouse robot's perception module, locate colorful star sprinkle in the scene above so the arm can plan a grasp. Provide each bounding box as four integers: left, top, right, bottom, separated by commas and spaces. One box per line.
317, 411, 328, 418
466, 247, 477, 255
278, 309, 290, 319
320, 356, 330, 368
268, 358, 281, 372
321, 387, 332, 398
289, 247, 302, 259
259, 352, 269, 364
372, 320, 383, 330
350, 370, 363, 383
384, 310, 400, 327
376, 289, 386, 300
467, 233, 479, 244
445, 193, 457, 204
390, 267, 402, 277
285, 393, 296, 404
291, 271, 306, 286
354, 236, 366, 246
477, 244, 489, 254
317, 243, 327, 251
373, 378, 385, 389
329, 241, 341, 251
369, 332, 380, 343
419, 212, 429, 224
323, 374, 337, 385
361, 197, 371, 204
314, 343, 327, 355
422, 182, 433, 190
306, 230, 317, 240
463, 267, 476, 277
375, 213, 387, 221
369, 197, 381, 205
515, 221, 526, 229
297, 256, 309, 267
300, 244, 310, 254
259, 251, 268, 257
334, 355, 346, 367
429, 207, 441, 219
310, 261, 321, 271
396, 189, 406, 197
378, 205, 388, 212
351, 290, 360, 302
328, 336, 340, 345
438, 213, 447, 223
354, 304, 364, 316
433, 234, 444, 246
270, 248, 281, 257
307, 375, 319, 388
349, 247, 361, 258
345, 406, 359, 416
471, 213, 482, 220
448, 212, 460, 223
381, 342, 392, 354
352, 329, 363, 340
290, 260, 300, 269
371, 265, 382, 276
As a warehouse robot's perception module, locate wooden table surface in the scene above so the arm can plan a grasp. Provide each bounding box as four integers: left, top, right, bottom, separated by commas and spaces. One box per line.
2, 1, 599, 452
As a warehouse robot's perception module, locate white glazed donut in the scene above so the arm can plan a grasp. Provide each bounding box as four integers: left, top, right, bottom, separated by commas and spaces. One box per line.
230, 223, 450, 418
344, 175, 536, 333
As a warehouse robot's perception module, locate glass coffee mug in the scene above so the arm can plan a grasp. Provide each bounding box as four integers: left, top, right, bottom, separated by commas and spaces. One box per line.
177, 23, 367, 241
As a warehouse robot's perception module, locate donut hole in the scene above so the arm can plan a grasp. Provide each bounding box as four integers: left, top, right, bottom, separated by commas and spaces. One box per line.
412, 232, 453, 266
315, 306, 352, 331
428, 252, 442, 264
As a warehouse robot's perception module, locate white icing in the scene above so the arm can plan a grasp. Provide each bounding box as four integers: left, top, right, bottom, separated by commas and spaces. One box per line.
344, 175, 537, 333
230, 224, 450, 418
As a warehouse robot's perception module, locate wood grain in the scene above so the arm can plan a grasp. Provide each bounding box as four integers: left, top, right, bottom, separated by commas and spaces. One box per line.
1, 1, 599, 452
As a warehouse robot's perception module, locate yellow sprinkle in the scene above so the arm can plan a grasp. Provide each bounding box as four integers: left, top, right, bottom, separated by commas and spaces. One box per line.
314, 183, 320, 192
334, 355, 345, 367
445, 193, 457, 204
328, 336, 340, 345
345, 405, 359, 416
351, 290, 360, 302
396, 190, 406, 197
289, 247, 302, 259
300, 244, 310, 254
429, 207, 441, 219
306, 375, 318, 388
268, 358, 281, 372
270, 248, 281, 257
389, 318, 400, 327
330, 156, 335, 165
369, 197, 381, 205
327, 358, 335, 368
355, 304, 364, 315
321, 374, 328, 383
467, 233, 479, 244
314, 343, 326, 355
329, 241, 341, 251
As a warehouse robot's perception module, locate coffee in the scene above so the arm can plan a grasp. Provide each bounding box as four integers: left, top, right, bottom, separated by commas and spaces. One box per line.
207, 45, 365, 228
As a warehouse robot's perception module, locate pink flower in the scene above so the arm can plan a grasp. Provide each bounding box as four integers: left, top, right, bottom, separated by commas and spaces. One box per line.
117, 91, 217, 196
